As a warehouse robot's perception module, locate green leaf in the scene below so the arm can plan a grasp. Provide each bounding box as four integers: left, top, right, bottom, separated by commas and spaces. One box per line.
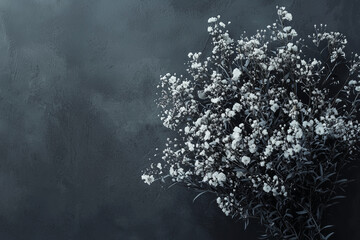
324, 232, 334, 240
321, 225, 334, 231
296, 210, 307, 215
193, 191, 208, 203
319, 163, 324, 177
331, 195, 346, 200
334, 178, 348, 184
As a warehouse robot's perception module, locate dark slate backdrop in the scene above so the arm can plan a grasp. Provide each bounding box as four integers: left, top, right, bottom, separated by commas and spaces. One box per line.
0, 0, 359, 239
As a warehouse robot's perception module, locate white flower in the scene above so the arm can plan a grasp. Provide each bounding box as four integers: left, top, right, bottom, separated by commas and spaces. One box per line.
248, 93, 257, 100
286, 135, 294, 142
270, 103, 279, 112
293, 144, 302, 153
348, 80, 357, 85
204, 130, 211, 140
290, 120, 299, 127
284, 149, 294, 158
286, 148, 294, 156
157, 163, 162, 170
303, 120, 313, 128
232, 68, 242, 80
232, 102, 242, 112
311, 59, 318, 66
241, 156, 251, 165
219, 22, 226, 28
186, 142, 195, 151
208, 17, 217, 23
184, 126, 190, 134
236, 171, 244, 178
211, 97, 221, 103
249, 144, 257, 153
199, 124, 207, 132
283, 26, 292, 32
191, 62, 201, 69
264, 145, 273, 156
290, 29, 298, 37
283, 12, 292, 21
233, 126, 242, 134
141, 174, 155, 185
169, 76, 177, 84
315, 123, 325, 135
287, 42, 294, 51
217, 172, 226, 182
266, 162, 272, 170
227, 110, 236, 117
263, 183, 272, 193
295, 129, 303, 139
169, 166, 176, 176
212, 172, 227, 186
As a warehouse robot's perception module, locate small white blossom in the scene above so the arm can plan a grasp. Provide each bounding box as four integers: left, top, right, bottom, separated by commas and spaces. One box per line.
208, 17, 217, 23
204, 130, 211, 140
241, 156, 251, 165
211, 97, 221, 103
348, 80, 357, 85
232, 102, 242, 112
293, 144, 302, 153
249, 144, 257, 153
315, 123, 325, 135
271, 103, 279, 112
283, 12, 292, 21
263, 183, 272, 193
232, 68, 242, 80
184, 126, 190, 134
236, 171, 244, 178
141, 174, 155, 185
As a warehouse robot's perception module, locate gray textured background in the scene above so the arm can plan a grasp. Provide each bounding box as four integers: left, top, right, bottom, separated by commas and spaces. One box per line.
0, 0, 359, 239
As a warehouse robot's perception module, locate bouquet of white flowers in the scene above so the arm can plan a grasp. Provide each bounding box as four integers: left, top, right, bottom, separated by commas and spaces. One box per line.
142, 6, 360, 239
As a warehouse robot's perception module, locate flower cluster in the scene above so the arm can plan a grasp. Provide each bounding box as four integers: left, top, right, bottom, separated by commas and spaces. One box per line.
142, 6, 360, 239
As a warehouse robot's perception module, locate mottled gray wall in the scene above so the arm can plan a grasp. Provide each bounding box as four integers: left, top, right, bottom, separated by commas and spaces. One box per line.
0, 0, 358, 239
